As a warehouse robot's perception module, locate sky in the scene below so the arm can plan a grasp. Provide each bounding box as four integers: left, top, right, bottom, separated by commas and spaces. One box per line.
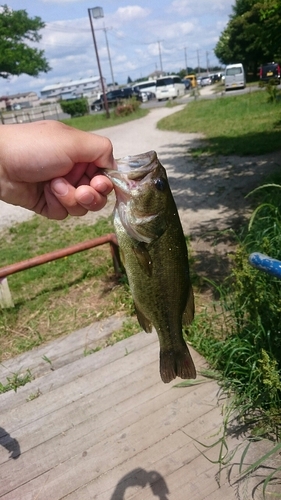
1, 0, 235, 97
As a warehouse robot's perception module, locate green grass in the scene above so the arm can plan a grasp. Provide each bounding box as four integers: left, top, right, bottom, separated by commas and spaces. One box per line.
0, 215, 134, 360
157, 89, 281, 155
60, 107, 149, 131
185, 172, 281, 439
183, 174, 281, 493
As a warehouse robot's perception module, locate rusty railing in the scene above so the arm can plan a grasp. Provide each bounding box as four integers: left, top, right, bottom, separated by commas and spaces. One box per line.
0, 233, 123, 280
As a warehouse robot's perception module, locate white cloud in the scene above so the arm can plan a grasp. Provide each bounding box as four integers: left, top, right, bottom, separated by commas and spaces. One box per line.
115, 5, 150, 22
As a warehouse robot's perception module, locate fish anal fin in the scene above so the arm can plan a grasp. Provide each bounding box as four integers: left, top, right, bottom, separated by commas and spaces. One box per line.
160, 345, 196, 383
132, 244, 152, 277
182, 286, 195, 326
135, 304, 153, 333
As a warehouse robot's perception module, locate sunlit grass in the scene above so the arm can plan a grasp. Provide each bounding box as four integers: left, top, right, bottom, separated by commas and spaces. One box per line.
158, 89, 281, 155
60, 107, 149, 131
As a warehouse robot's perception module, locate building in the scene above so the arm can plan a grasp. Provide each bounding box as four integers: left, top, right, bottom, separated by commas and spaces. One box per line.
40, 76, 106, 101
0, 92, 39, 111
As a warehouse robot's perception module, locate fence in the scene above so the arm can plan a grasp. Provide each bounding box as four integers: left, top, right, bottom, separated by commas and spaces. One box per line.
0, 104, 65, 124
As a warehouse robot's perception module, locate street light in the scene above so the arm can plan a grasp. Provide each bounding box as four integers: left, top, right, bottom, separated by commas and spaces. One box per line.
88, 6, 109, 118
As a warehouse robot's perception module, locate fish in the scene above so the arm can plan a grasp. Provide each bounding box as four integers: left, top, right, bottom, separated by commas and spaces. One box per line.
104, 150, 196, 383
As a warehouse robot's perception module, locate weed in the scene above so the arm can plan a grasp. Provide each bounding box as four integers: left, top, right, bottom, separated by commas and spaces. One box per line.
26, 389, 41, 401
263, 80, 281, 104
42, 355, 54, 370
105, 318, 141, 346
0, 369, 33, 393
83, 346, 102, 356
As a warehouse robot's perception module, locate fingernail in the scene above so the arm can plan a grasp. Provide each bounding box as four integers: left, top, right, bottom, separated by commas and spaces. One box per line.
51, 179, 69, 196
78, 192, 95, 205
95, 181, 109, 194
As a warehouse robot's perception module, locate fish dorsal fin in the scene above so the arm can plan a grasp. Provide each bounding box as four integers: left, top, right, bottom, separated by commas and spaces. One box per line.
182, 286, 195, 326
135, 304, 153, 333
132, 243, 153, 277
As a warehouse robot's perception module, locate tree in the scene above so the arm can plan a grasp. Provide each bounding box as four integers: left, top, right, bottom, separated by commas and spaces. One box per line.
0, 4, 51, 79
127, 76, 132, 84
60, 98, 88, 118
214, 0, 281, 73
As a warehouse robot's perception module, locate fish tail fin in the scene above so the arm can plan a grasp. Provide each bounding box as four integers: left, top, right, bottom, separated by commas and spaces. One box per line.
160, 345, 196, 384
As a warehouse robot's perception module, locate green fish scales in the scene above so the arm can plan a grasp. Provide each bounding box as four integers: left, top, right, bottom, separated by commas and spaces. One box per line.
105, 151, 196, 383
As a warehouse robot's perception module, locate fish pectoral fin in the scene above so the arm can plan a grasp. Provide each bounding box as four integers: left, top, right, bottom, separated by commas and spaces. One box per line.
137, 215, 167, 240
182, 286, 195, 326
132, 243, 153, 277
135, 304, 153, 333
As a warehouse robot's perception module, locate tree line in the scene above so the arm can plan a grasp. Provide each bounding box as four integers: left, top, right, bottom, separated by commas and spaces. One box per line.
215, 0, 281, 74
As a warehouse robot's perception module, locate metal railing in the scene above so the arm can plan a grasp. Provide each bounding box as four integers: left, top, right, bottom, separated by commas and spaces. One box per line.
0, 233, 122, 279
0, 233, 123, 308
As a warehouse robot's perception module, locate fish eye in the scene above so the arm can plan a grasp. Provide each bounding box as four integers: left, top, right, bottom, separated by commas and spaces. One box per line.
154, 178, 167, 191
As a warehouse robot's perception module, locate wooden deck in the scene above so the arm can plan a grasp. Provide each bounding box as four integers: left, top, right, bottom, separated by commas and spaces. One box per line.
0, 316, 280, 499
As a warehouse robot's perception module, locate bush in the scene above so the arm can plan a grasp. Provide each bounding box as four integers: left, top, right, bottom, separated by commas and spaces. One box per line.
60, 98, 88, 117
114, 98, 140, 117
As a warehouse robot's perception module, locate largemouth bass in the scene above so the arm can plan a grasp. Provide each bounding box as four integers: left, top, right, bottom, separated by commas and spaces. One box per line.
105, 151, 196, 383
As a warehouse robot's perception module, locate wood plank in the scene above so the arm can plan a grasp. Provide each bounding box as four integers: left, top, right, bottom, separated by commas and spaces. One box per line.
2, 326, 254, 500
0, 331, 159, 412
64, 405, 224, 500
0, 314, 126, 383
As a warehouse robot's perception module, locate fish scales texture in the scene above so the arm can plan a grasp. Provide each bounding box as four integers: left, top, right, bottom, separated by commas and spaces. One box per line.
105, 151, 196, 383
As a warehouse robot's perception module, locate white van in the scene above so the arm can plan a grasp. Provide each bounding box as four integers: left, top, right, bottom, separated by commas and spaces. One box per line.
132, 80, 156, 97
155, 75, 186, 101
225, 63, 246, 90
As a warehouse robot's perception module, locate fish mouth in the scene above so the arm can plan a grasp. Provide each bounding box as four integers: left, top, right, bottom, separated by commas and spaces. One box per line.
103, 150, 157, 194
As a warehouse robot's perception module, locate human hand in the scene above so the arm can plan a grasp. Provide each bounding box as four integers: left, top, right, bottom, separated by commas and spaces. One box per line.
0, 120, 115, 220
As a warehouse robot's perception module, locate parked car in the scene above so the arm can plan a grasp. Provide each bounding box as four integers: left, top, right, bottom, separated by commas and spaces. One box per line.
210, 73, 221, 83
200, 76, 212, 86
225, 63, 246, 90
91, 88, 141, 111
260, 62, 281, 84
155, 76, 185, 101
131, 80, 156, 99
181, 78, 191, 90
121, 87, 141, 99
184, 74, 197, 87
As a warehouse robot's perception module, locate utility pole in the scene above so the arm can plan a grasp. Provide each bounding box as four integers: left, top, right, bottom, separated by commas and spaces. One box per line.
158, 40, 163, 73
184, 47, 187, 73
197, 49, 201, 76
103, 26, 115, 89
88, 8, 109, 118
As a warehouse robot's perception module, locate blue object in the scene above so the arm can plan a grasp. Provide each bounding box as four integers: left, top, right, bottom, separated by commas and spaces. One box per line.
249, 252, 281, 279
